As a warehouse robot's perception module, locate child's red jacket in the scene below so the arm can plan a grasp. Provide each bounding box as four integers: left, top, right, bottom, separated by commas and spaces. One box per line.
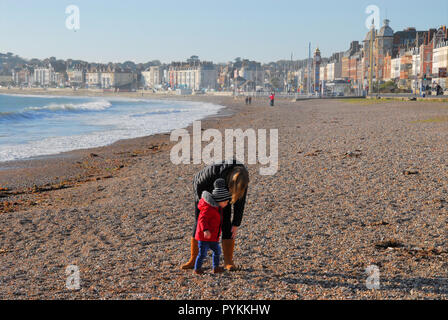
195, 191, 223, 242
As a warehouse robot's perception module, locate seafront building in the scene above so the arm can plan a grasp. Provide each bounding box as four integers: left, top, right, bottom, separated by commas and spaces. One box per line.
237, 60, 264, 89
86, 65, 135, 90
216, 58, 265, 92
168, 57, 217, 91
390, 57, 401, 80
12, 67, 33, 86
432, 40, 448, 87
66, 67, 85, 87
309, 20, 448, 95
33, 65, 55, 86
141, 66, 165, 89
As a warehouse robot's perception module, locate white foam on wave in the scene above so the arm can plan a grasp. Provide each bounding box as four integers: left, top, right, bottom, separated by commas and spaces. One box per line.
25, 100, 112, 112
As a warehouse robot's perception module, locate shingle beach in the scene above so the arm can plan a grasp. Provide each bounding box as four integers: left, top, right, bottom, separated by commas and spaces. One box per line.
1, 94, 447, 299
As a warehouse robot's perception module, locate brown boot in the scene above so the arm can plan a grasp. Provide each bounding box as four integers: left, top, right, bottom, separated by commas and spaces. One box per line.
213, 267, 225, 274
181, 238, 199, 270
194, 268, 204, 275
222, 239, 240, 271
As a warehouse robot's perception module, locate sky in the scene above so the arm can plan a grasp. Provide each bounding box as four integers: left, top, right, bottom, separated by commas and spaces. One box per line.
1, 0, 448, 64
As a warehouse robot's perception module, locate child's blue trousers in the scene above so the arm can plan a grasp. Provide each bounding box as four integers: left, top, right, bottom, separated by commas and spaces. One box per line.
194, 241, 221, 270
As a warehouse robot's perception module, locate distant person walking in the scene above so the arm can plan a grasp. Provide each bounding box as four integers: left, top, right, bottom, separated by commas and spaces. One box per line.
269, 93, 275, 107
248, 97, 252, 105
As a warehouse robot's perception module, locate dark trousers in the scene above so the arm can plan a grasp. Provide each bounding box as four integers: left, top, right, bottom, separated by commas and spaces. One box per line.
270, 100, 274, 106
194, 241, 221, 270
192, 199, 233, 239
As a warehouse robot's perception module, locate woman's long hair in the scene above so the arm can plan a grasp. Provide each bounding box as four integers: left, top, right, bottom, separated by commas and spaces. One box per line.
228, 167, 249, 204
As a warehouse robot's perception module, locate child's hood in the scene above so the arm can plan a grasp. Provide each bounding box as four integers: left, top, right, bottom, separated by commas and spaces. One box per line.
198, 191, 219, 210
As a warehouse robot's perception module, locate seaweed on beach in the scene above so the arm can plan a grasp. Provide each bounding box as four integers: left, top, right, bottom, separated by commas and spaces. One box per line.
374, 239, 405, 250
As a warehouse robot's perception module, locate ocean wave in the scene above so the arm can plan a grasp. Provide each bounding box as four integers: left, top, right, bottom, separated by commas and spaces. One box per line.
25, 100, 112, 112
0, 100, 112, 122
0, 111, 38, 121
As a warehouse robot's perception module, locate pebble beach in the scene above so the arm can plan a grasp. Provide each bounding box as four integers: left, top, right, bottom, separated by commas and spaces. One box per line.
1, 93, 447, 300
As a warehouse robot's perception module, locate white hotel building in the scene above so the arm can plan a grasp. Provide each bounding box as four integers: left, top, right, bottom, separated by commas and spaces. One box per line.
33, 65, 55, 86
141, 66, 164, 89
432, 41, 448, 81
168, 61, 217, 91
86, 66, 134, 89
390, 58, 401, 80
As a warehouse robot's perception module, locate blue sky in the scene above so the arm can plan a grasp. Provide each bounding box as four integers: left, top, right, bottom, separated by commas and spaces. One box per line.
1, 0, 447, 63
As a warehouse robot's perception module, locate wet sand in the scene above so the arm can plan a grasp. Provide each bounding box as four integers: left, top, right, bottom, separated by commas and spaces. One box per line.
1, 94, 448, 299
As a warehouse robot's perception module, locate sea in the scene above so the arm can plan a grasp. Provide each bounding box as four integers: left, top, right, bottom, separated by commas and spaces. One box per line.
0, 94, 223, 163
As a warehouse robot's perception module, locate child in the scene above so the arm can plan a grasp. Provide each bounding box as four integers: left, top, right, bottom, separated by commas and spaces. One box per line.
194, 178, 231, 275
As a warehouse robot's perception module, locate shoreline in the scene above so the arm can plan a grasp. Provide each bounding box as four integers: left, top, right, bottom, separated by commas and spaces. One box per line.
0, 89, 234, 175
